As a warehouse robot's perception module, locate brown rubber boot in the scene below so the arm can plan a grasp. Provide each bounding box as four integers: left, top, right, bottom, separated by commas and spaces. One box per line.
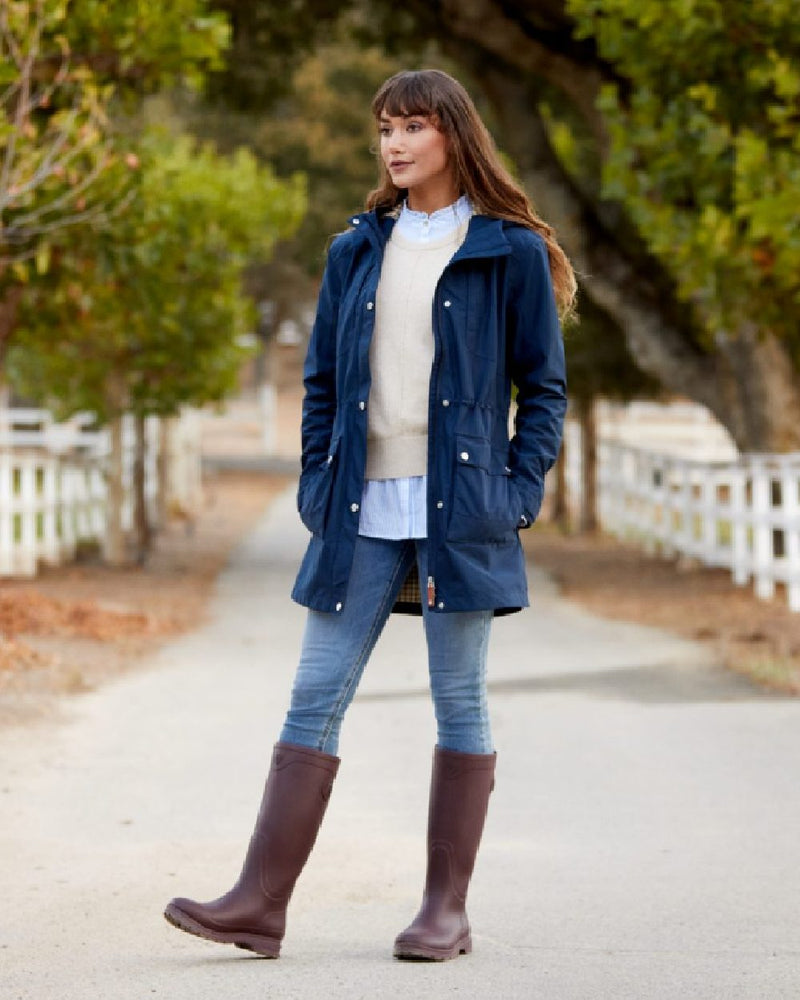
394, 747, 496, 961
164, 741, 339, 958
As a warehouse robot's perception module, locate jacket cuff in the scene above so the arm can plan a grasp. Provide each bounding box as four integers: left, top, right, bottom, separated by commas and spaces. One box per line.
515, 477, 544, 529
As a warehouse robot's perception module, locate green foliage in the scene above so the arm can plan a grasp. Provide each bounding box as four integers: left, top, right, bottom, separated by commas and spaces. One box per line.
8, 130, 306, 419
0, 0, 229, 278
252, 29, 414, 274
193, 12, 426, 276
66, 0, 229, 91
205, 0, 343, 108
567, 0, 800, 355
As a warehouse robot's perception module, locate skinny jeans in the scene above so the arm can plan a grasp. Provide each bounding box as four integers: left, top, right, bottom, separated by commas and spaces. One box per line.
280, 534, 493, 756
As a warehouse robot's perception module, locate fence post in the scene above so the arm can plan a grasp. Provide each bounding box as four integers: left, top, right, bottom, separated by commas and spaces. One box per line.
60, 462, 78, 560
781, 465, 800, 612
677, 461, 693, 556
18, 454, 37, 576
41, 455, 59, 565
700, 471, 717, 563
0, 453, 13, 575
751, 463, 775, 600
643, 451, 656, 544
730, 465, 749, 586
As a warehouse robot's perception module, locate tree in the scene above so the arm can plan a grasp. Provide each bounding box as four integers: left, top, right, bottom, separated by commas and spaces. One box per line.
8, 130, 306, 562
563, 297, 661, 532
230, 0, 800, 452
0, 0, 229, 365
184, 11, 431, 402
420, 0, 800, 451
567, 0, 800, 448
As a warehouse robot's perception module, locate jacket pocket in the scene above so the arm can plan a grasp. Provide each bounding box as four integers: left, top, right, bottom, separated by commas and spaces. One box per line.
297, 442, 338, 536
446, 435, 521, 543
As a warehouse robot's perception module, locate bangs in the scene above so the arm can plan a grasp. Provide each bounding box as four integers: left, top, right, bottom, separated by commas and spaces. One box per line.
372, 73, 440, 122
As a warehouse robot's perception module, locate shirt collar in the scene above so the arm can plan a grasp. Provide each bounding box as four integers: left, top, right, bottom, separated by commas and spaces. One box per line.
395, 194, 473, 244
349, 206, 513, 262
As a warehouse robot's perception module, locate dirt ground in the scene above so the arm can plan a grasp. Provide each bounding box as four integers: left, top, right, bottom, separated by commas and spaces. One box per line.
524, 525, 800, 695
0, 470, 291, 727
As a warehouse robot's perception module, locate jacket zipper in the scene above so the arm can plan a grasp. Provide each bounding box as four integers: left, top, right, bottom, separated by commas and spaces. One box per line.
426, 281, 446, 611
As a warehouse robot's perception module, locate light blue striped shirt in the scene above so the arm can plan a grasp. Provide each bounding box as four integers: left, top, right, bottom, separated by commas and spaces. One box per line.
358, 195, 472, 540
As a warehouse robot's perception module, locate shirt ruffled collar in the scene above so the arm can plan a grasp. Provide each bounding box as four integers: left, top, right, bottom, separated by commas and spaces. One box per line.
395, 194, 472, 243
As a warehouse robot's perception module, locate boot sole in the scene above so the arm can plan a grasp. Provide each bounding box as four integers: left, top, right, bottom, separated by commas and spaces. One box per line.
393, 935, 472, 961
164, 902, 281, 958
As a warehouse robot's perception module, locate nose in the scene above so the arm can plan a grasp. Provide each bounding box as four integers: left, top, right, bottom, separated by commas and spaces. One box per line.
387, 128, 405, 154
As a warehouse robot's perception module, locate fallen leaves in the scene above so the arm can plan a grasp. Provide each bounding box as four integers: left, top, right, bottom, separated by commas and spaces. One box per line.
0, 591, 161, 643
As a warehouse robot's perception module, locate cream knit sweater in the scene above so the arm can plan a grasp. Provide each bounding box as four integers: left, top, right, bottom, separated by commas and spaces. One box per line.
365, 219, 470, 480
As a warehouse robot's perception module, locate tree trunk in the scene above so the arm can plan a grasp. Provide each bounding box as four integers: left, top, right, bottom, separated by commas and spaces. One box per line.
578, 397, 598, 533
156, 416, 171, 531
133, 412, 151, 565
0, 286, 24, 371
476, 65, 800, 452
104, 412, 127, 567
551, 438, 569, 530
259, 334, 278, 455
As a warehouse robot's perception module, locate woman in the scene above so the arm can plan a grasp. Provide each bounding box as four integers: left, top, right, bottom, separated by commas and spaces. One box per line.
165, 68, 572, 962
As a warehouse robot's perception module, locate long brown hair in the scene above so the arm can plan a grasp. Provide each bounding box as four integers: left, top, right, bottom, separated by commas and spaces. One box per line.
368, 69, 577, 319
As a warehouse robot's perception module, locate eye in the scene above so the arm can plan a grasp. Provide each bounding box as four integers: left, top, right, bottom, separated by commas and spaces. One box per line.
406, 120, 425, 132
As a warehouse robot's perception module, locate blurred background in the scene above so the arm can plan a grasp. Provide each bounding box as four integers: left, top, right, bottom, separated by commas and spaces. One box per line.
1, 1, 799, 699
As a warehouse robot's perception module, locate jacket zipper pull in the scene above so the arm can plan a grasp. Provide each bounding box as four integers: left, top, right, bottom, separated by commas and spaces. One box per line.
427, 575, 436, 608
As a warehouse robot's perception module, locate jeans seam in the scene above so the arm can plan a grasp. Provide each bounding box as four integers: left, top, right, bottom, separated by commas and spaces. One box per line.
428, 608, 493, 755
479, 613, 491, 752
318, 542, 413, 751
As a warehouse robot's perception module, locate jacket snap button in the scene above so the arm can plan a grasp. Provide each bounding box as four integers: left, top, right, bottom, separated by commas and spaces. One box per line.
436, 501, 444, 509
442, 399, 450, 407
335, 602, 343, 611
358, 401, 366, 410
366, 301, 374, 310
438, 601, 444, 609
352, 219, 360, 225
327, 455, 333, 464
444, 300, 451, 307
460, 451, 469, 461
350, 502, 359, 513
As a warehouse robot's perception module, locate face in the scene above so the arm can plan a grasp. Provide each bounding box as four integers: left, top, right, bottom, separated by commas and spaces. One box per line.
378, 112, 457, 207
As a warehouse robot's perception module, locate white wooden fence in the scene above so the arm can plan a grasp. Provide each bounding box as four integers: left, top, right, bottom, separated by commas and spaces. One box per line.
564, 404, 800, 612
0, 409, 202, 577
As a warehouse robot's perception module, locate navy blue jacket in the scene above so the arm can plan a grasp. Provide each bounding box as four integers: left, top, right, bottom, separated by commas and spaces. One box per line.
291, 206, 567, 616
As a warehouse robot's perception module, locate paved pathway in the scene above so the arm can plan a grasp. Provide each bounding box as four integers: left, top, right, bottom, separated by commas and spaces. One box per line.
2, 488, 799, 999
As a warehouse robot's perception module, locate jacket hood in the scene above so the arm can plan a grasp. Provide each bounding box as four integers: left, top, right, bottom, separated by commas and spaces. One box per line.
346, 207, 513, 262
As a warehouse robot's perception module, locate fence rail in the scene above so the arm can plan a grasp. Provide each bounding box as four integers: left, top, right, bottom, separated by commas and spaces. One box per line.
0, 451, 105, 576
566, 434, 800, 612
0, 408, 202, 577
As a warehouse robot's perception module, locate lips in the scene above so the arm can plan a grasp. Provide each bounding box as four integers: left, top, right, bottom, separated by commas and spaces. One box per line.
390, 161, 412, 169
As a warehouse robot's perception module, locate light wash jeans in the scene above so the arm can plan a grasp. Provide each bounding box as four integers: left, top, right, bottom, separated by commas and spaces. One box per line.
280, 535, 493, 755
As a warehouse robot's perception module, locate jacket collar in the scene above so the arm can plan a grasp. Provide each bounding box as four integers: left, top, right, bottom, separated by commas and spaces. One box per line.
347, 207, 513, 262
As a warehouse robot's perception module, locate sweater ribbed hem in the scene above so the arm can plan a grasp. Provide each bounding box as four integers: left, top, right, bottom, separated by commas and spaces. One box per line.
365, 434, 428, 480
